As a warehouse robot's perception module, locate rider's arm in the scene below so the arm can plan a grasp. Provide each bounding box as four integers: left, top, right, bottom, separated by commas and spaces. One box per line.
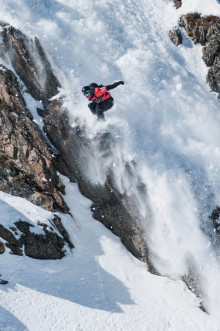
106, 81, 124, 91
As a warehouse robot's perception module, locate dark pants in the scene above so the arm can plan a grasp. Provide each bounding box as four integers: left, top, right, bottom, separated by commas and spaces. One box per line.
88, 97, 114, 120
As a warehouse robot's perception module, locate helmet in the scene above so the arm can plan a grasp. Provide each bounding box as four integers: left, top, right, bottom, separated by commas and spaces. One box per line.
82, 86, 91, 96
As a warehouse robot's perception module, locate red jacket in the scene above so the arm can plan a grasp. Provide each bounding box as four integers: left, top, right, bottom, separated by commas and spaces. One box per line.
88, 86, 111, 103
86, 81, 124, 103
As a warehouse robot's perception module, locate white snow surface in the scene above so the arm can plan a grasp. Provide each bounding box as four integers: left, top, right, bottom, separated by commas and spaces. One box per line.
0, 0, 220, 329
0, 181, 218, 331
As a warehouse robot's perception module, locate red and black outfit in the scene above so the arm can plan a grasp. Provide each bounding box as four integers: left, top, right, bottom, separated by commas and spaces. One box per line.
83, 81, 124, 120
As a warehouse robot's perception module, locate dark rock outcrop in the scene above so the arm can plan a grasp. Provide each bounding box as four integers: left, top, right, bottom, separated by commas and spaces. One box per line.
51, 215, 74, 249
0, 65, 68, 212
0, 279, 8, 285
210, 206, 220, 231
180, 14, 220, 45
180, 14, 220, 99
0, 241, 5, 254
0, 218, 73, 259
0, 224, 22, 255
15, 220, 65, 259
0, 22, 60, 102
169, 28, 182, 46
173, 0, 182, 9
206, 52, 220, 96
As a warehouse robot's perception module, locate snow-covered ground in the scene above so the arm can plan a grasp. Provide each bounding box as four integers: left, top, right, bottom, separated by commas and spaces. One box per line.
0, 0, 220, 329
0, 180, 218, 331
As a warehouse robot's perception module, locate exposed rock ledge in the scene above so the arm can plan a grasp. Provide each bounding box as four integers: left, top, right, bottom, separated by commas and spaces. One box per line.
173, 0, 182, 9
0, 216, 73, 259
179, 14, 220, 99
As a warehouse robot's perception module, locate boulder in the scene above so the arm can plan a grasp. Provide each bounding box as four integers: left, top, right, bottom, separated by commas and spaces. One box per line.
0, 280, 8, 285
173, 0, 182, 9
169, 28, 182, 46
0, 218, 74, 260
15, 220, 66, 260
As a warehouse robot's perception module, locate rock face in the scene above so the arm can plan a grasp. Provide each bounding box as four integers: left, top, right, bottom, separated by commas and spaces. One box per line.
0, 24, 65, 213
0, 22, 60, 102
0, 23, 73, 261
0, 64, 68, 212
180, 14, 220, 99
0, 217, 73, 259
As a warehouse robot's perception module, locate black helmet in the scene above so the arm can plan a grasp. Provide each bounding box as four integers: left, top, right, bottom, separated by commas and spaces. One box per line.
82, 86, 91, 96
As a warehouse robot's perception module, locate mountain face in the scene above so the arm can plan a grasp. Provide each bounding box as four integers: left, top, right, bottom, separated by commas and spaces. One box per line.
0, 1, 219, 279
1, 1, 220, 326
0, 22, 153, 269
1, 1, 220, 329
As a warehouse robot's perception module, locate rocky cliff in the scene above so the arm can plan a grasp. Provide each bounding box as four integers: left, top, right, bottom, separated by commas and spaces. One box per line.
179, 14, 220, 100
0, 64, 67, 213
0, 22, 153, 269
169, 4, 220, 101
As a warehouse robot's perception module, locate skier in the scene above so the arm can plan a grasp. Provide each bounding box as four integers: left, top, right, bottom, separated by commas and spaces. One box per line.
82, 81, 124, 120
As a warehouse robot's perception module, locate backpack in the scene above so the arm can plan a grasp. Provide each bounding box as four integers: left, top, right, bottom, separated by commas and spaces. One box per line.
88, 83, 98, 88
88, 83, 103, 97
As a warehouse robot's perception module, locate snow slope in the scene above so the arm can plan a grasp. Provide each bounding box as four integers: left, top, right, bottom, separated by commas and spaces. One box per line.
0, 0, 220, 329
0, 180, 218, 331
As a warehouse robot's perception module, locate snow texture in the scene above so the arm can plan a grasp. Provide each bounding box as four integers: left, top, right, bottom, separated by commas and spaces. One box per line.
0, 0, 220, 330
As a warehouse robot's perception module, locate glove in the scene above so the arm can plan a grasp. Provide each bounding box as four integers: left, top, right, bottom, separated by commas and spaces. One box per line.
119, 81, 124, 85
